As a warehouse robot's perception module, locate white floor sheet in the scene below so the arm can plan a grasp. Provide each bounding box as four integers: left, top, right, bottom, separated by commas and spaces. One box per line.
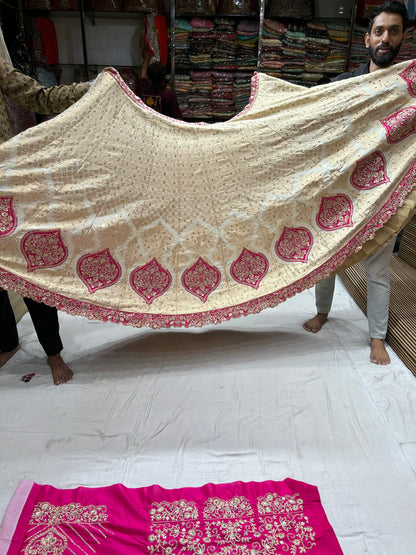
0, 277, 415, 554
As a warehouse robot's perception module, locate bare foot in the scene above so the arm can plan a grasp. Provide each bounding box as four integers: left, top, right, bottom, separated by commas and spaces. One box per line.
370, 338, 391, 365
0, 345, 20, 368
47, 353, 73, 385
303, 313, 328, 333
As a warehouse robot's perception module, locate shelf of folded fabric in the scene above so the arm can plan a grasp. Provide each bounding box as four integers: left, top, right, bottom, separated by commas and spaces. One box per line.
259, 17, 350, 87
174, 15, 258, 120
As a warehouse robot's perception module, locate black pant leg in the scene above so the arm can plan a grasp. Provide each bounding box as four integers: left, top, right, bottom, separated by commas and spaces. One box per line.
23, 298, 63, 356
0, 289, 19, 352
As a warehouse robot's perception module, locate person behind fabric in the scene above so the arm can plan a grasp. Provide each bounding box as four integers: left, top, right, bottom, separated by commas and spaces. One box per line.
0, 56, 89, 384
139, 49, 182, 120
303, 0, 409, 366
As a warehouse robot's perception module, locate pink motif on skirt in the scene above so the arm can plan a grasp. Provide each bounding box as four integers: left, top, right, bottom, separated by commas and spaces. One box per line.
0, 196, 17, 237
316, 194, 354, 231
77, 248, 121, 293
130, 257, 172, 304
230, 248, 269, 289
380, 106, 416, 143
182, 257, 221, 302
21, 229, 68, 272
350, 151, 390, 190
399, 59, 416, 97
275, 227, 313, 263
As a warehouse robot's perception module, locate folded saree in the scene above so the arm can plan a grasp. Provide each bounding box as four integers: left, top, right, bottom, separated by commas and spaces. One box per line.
0, 478, 342, 554
0, 61, 416, 328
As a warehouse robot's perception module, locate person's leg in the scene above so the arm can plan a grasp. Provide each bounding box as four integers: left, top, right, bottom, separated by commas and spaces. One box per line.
303, 275, 336, 332
364, 237, 395, 365
23, 298, 73, 384
0, 289, 20, 367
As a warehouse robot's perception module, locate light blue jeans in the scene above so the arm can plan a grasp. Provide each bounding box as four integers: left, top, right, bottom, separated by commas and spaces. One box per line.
315, 237, 396, 339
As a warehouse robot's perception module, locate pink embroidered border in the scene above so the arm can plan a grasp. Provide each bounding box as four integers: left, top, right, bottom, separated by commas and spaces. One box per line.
0, 161, 414, 329
105, 68, 260, 125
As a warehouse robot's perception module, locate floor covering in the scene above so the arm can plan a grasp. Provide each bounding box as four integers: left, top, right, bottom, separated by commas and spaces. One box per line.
0, 277, 415, 554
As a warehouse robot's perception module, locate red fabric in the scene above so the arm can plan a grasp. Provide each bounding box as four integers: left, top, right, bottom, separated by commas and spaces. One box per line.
156, 15, 168, 67
35, 17, 59, 66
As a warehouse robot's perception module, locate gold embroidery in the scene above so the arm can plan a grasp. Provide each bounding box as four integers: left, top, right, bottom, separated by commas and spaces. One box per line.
148, 493, 316, 554
24, 502, 111, 554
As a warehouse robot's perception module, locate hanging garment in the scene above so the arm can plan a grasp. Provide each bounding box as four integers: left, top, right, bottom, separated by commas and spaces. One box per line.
0, 478, 343, 554
0, 62, 416, 329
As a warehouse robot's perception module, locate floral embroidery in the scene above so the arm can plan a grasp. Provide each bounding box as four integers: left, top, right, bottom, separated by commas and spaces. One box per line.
130, 257, 172, 304
20, 229, 68, 272
398, 59, 416, 97
230, 248, 269, 289
23, 501, 111, 554
77, 248, 121, 293
147, 493, 316, 554
350, 151, 390, 190
316, 194, 354, 231
181, 257, 221, 302
380, 106, 416, 143
0, 196, 17, 236
275, 227, 313, 263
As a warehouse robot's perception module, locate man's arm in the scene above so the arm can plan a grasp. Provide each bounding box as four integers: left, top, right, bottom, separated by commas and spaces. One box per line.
0, 57, 89, 115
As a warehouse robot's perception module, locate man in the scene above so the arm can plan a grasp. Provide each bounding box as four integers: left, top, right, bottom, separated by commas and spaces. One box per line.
303, 0, 409, 366
0, 56, 89, 384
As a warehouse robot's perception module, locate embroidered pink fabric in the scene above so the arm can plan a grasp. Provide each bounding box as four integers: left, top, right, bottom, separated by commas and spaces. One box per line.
0, 478, 343, 554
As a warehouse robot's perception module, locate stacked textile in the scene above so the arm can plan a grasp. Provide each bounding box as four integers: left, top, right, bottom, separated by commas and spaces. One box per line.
188, 69, 213, 118
211, 18, 238, 70
174, 74, 191, 116
212, 70, 235, 118
396, 25, 416, 62
261, 18, 350, 85
348, 24, 369, 69
325, 20, 349, 74
174, 18, 192, 72
304, 21, 330, 79
189, 17, 215, 70
260, 18, 285, 77
278, 23, 306, 82
233, 71, 253, 113
235, 19, 259, 70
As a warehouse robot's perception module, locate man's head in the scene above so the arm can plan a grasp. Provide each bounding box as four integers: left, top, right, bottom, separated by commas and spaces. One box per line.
365, 1, 408, 70
147, 62, 167, 87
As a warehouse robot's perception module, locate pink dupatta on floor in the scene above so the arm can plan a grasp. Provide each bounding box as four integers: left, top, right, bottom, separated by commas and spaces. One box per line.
0, 478, 342, 554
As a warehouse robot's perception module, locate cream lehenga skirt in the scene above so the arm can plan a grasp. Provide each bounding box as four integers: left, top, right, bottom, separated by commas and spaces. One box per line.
1, 62, 415, 328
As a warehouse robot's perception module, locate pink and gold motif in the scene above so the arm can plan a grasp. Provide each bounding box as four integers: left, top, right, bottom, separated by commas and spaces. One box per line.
22, 501, 110, 554
21, 229, 68, 272
130, 257, 172, 304
316, 194, 354, 231
399, 59, 416, 97
181, 258, 221, 302
230, 248, 269, 289
0, 196, 17, 237
148, 493, 316, 554
350, 151, 390, 190
275, 227, 313, 263
77, 248, 121, 293
380, 106, 416, 143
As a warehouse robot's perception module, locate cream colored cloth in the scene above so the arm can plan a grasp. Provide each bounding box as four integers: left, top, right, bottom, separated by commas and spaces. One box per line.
0, 62, 416, 328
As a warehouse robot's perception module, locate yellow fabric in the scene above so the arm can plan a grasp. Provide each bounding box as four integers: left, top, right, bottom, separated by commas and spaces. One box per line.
0, 62, 415, 328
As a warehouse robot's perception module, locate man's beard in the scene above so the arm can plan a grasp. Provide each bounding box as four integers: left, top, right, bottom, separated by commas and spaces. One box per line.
368, 42, 402, 67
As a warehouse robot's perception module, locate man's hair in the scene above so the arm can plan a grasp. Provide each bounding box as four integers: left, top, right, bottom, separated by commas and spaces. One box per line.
147, 62, 167, 86
368, 1, 409, 33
